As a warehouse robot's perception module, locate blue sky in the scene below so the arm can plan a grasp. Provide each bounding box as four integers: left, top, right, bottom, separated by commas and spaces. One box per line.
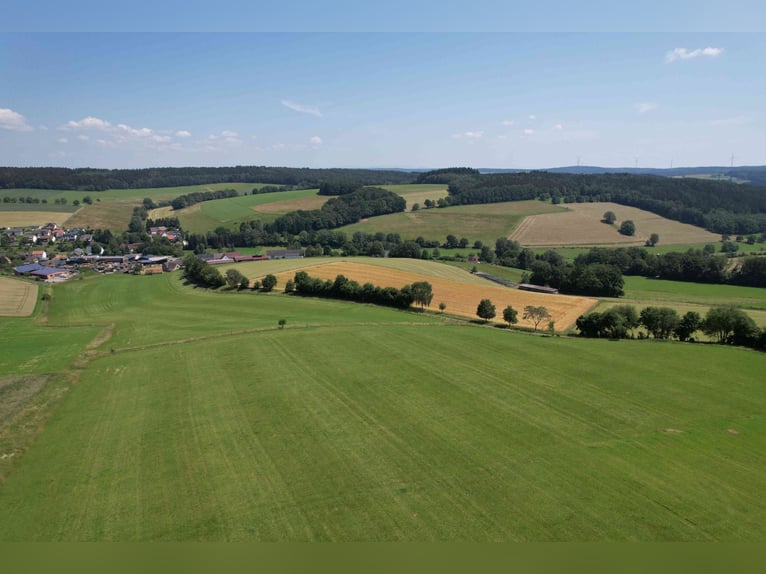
1, 33, 764, 169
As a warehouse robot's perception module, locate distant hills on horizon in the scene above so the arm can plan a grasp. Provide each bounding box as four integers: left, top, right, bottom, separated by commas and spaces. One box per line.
392, 165, 766, 185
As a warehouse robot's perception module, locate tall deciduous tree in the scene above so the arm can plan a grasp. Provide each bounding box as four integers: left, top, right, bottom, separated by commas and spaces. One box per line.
476, 299, 496, 322
261, 274, 277, 292
523, 306, 551, 330
502, 305, 518, 327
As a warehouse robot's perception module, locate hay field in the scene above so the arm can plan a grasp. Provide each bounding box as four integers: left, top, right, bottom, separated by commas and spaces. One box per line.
0, 211, 73, 228
0, 278, 38, 317
271, 261, 596, 330
380, 184, 449, 211
510, 202, 719, 247
251, 194, 328, 214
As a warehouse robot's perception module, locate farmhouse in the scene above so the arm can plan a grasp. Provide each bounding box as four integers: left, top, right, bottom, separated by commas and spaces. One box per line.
267, 249, 303, 260
13, 263, 43, 275
30, 267, 70, 281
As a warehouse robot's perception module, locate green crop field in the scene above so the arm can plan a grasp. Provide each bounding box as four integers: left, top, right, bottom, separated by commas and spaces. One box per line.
0, 271, 765, 541
340, 200, 565, 246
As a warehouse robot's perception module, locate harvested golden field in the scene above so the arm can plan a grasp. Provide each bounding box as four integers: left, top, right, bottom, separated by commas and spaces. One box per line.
0, 277, 38, 317
251, 194, 329, 214
65, 202, 136, 231
271, 261, 597, 331
510, 202, 719, 247
0, 211, 73, 228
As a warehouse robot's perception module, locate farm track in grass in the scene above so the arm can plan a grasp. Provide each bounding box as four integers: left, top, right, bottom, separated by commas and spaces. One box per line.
510, 202, 719, 247
0, 278, 38, 317
1, 315, 765, 540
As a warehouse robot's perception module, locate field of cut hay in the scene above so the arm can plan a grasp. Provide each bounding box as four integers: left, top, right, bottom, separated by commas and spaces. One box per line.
251, 194, 328, 214
0, 211, 73, 228
272, 261, 596, 330
0, 278, 38, 317
510, 202, 719, 247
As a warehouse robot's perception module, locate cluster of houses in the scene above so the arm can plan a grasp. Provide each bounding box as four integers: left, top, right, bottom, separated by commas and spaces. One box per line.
4, 222, 89, 246
9, 247, 303, 283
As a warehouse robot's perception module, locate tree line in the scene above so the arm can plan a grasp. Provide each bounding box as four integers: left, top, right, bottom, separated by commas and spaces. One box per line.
292, 270, 433, 310
171, 188, 240, 210
0, 166, 415, 191
575, 304, 765, 350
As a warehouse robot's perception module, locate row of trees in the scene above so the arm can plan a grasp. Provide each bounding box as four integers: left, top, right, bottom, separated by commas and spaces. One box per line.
171, 188, 239, 210
292, 271, 432, 310
265, 187, 407, 235
575, 304, 765, 349
0, 166, 415, 191
575, 246, 766, 287
475, 300, 552, 331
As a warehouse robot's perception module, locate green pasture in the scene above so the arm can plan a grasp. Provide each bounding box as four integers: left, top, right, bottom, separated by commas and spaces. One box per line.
622, 276, 766, 310
44, 272, 438, 350
1, 304, 765, 540
340, 200, 565, 245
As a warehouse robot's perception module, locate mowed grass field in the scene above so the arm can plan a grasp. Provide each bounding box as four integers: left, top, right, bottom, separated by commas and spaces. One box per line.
341, 200, 565, 245
0, 277, 38, 317
510, 202, 719, 247
0, 211, 74, 227
1, 292, 765, 539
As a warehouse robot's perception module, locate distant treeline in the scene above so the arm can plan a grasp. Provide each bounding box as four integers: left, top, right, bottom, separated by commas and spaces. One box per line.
0, 166, 415, 191
171, 188, 239, 210
415, 167, 480, 184
265, 187, 406, 235
432, 170, 766, 235
292, 270, 417, 309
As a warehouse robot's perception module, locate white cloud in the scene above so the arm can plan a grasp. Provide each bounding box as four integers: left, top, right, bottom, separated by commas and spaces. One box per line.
281, 99, 323, 117
310, 135, 323, 145
636, 101, 658, 113
116, 123, 152, 137
501, 119, 515, 126
65, 116, 111, 130
553, 123, 564, 130
78, 135, 89, 141
208, 134, 218, 140
528, 115, 537, 120
39, 125, 49, 131
666, 47, 723, 63
0, 107, 33, 131
222, 130, 238, 138
152, 135, 172, 143
452, 130, 484, 140
175, 130, 192, 138
272, 143, 287, 151
496, 135, 508, 140
522, 128, 535, 135
57, 137, 68, 144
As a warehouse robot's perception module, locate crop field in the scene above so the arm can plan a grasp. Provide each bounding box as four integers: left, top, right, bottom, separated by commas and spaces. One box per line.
266, 260, 596, 330
510, 202, 719, 247
380, 184, 449, 211
0, 278, 38, 317
340, 200, 565, 245
0, 211, 74, 227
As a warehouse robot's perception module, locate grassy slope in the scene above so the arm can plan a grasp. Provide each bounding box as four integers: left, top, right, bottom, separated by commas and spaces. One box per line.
0, 317, 764, 541
340, 201, 566, 245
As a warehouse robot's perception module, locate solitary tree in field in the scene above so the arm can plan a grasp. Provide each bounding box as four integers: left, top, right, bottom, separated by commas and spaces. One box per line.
278, 319, 286, 329
619, 220, 636, 236
439, 302, 447, 313
602, 211, 616, 224
476, 299, 496, 322
261, 274, 277, 292
411, 281, 434, 309
646, 233, 660, 247
502, 304, 518, 327
523, 305, 551, 331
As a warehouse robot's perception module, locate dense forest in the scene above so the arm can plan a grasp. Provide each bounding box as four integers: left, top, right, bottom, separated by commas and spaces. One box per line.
0, 166, 415, 191
438, 171, 766, 234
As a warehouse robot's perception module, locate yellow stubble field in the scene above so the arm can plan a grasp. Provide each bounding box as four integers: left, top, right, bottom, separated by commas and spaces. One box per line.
271, 261, 597, 331
0, 277, 38, 317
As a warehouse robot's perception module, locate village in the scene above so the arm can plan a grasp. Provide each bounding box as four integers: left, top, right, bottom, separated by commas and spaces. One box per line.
2, 222, 303, 282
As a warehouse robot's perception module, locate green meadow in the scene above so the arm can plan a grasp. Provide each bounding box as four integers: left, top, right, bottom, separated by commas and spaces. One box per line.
0, 271, 765, 540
